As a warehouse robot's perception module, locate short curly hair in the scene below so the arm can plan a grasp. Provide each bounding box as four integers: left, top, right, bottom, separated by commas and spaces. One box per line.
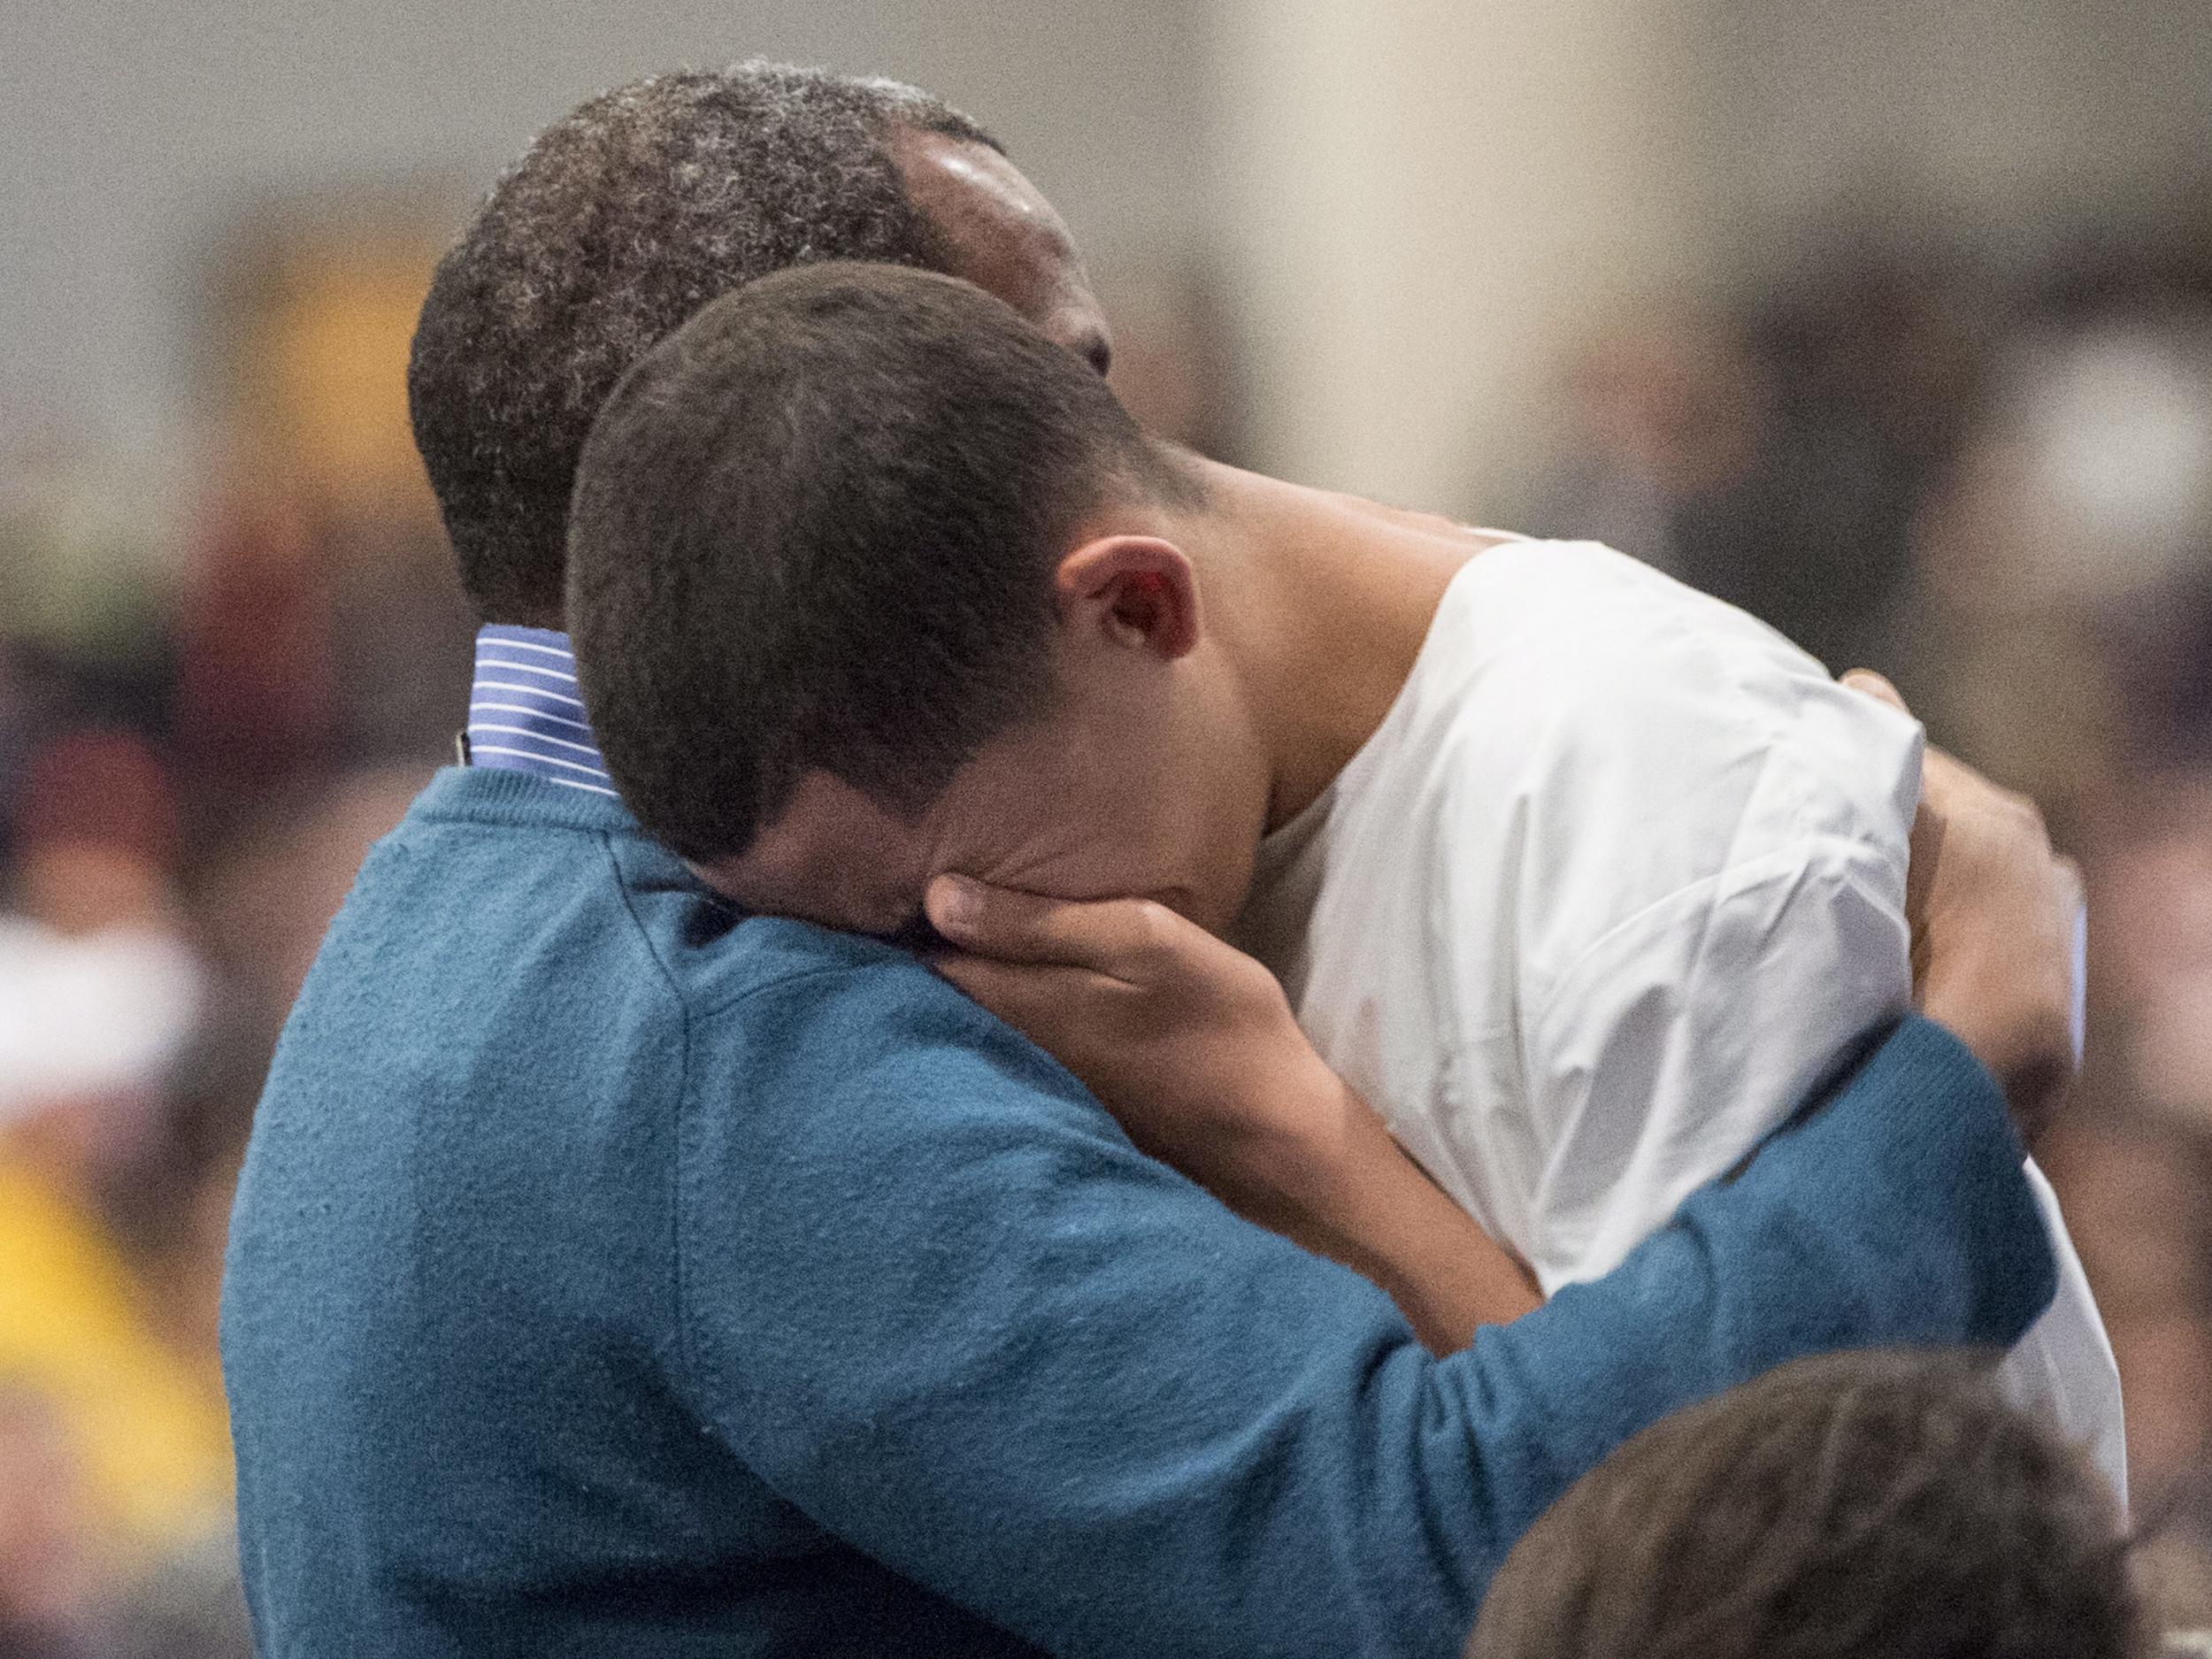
568, 262, 1202, 867
1465, 1349, 2145, 1659
407, 63, 1000, 625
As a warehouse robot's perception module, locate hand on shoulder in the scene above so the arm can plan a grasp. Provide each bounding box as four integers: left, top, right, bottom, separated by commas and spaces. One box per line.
1843, 671, 2083, 1144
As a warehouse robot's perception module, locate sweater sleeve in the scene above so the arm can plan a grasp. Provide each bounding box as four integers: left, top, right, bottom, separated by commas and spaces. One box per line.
676, 953, 2055, 1659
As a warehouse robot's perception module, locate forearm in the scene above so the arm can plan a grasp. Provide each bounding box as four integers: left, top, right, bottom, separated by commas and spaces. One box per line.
1255, 1079, 1542, 1349
1712, 1013, 2055, 1348
1299, 1015, 2056, 1631
1541, 1016, 2053, 1386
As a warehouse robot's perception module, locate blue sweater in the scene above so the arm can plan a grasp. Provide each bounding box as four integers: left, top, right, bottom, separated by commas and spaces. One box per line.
223, 767, 2055, 1658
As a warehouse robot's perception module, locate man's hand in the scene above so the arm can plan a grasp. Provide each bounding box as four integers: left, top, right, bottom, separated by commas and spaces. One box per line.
926, 874, 1541, 1348
1843, 671, 2085, 1143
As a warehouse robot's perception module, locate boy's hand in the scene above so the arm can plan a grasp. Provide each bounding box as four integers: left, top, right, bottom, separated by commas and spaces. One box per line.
925, 876, 1356, 1224
1842, 671, 2085, 1144
926, 874, 1541, 1347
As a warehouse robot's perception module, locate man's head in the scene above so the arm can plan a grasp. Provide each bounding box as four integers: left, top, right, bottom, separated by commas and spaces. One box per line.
569, 262, 1268, 941
408, 62, 1110, 627
1465, 1349, 2145, 1659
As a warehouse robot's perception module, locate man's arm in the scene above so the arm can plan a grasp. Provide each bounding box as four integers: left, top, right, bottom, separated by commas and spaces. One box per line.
679, 931, 2050, 1659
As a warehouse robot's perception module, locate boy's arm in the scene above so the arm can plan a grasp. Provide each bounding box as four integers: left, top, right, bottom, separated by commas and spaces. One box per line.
926, 724, 2081, 1383
928, 874, 1542, 1348
1481, 634, 1929, 1287
1519, 830, 1909, 1283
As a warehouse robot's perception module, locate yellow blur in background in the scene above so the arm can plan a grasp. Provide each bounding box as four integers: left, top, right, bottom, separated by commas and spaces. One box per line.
0, 1153, 232, 1562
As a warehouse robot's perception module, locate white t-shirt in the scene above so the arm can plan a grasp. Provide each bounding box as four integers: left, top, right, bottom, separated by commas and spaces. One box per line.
1234, 538, 2126, 1501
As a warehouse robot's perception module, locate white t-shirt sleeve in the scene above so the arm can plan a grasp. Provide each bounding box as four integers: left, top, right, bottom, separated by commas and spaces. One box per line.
1521, 833, 1911, 1286
1466, 580, 1923, 1290
1254, 541, 2121, 1496
1422, 549, 2123, 1501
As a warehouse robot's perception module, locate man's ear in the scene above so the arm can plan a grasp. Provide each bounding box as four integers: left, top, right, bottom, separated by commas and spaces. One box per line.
1053, 535, 1201, 661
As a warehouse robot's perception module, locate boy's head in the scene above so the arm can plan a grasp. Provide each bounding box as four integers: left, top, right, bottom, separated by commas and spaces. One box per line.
568, 261, 1267, 941
1465, 1349, 2145, 1659
408, 62, 1110, 628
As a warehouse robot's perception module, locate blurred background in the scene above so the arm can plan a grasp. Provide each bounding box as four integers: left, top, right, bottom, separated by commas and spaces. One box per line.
4, 0, 2209, 1648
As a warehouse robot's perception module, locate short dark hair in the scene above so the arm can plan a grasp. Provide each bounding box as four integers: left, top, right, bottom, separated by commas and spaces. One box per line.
1466, 1350, 2146, 1659
408, 63, 999, 626
568, 261, 1200, 864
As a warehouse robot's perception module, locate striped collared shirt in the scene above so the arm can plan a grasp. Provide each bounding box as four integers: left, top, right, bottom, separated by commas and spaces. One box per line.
464, 626, 617, 798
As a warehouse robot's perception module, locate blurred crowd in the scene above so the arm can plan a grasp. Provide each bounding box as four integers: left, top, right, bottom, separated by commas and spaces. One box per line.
2, 191, 2209, 1647
0, 211, 470, 1652
1532, 204, 2212, 1622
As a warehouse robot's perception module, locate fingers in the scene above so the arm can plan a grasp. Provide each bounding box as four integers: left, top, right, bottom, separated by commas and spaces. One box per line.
1841, 667, 1911, 716
926, 874, 1185, 981
1914, 743, 2050, 891
933, 949, 1120, 1042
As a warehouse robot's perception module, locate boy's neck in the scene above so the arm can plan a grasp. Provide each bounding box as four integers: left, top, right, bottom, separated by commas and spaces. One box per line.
1186, 462, 1504, 832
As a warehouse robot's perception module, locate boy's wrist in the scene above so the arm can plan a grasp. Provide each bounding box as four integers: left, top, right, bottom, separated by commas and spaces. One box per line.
1211, 1064, 1373, 1240
1230, 1074, 1544, 1348
1921, 927, 2076, 1147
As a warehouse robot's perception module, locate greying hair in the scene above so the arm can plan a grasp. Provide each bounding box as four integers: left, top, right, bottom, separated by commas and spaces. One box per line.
408, 62, 1000, 625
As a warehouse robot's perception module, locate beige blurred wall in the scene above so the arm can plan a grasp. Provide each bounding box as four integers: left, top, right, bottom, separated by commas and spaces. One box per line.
1203, 0, 2212, 512
1701, 0, 2212, 250
5, 0, 2207, 499
1206, 0, 1713, 511
0, 0, 1209, 470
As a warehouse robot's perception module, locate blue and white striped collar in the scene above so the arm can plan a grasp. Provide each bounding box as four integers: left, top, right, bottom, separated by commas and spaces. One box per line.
463, 625, 618, 799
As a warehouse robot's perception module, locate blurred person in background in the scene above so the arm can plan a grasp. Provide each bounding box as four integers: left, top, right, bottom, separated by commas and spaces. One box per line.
1538, 204, 2212, 1628
0, 434, 177, 755
190, 765, 435, 1057
1463, 1349, 2146, 1659
177, 205, 473, 837
1532, 243, 1985, 686
0, 649, 27, 878
0, 726, 253, 1655
0, 919, 231, 1609
1530, 303, 1773, 588
8, 730, 183, 938
1883, 231, 2212, 1621
0, 1380, 250, 1659
0, 1385, 102, 1659
0, 367, 447, 1659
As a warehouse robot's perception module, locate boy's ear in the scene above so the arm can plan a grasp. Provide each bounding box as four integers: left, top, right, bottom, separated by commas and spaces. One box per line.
1052, 535, 1201, 661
